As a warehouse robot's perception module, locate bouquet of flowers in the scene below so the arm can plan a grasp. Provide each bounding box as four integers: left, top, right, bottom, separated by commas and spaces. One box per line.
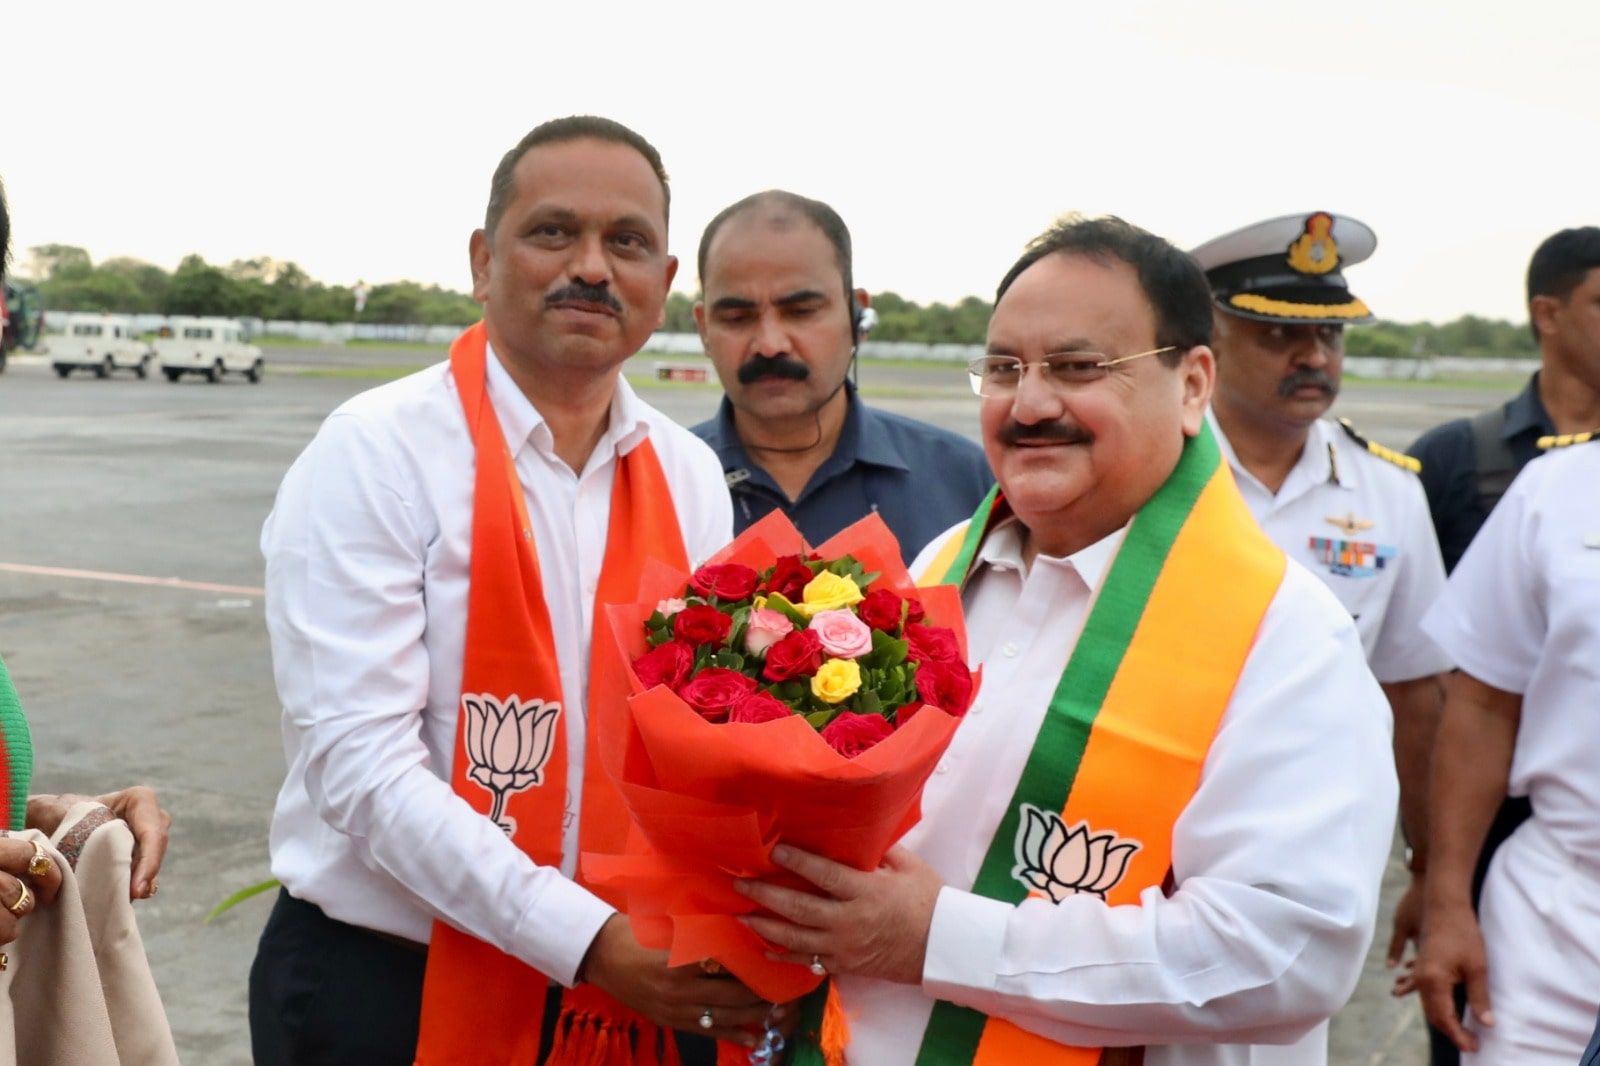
584, 511, 978, 1004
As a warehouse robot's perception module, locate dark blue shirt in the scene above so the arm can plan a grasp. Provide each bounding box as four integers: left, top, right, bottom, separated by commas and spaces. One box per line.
690, 384, 995, 560
1406, 372, 1554, 573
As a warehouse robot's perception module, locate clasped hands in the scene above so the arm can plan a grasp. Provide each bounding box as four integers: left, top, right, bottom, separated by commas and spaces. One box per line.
579, 843, 943, 1045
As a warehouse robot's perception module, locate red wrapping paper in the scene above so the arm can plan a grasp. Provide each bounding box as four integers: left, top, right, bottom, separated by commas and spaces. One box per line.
583, 512, 975, 1003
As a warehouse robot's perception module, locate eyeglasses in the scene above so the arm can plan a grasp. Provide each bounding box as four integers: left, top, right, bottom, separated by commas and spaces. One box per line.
966, 347, 1177, 398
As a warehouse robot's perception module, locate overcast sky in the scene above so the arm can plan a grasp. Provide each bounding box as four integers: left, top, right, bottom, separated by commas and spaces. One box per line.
6, 0, 1593, 324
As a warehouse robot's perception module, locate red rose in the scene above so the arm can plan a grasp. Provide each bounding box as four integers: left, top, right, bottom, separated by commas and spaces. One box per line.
856, 588, 904, 633
762, 630, 824, 683
729, 689, 792, 725
633, 641, 693, 691
673, 604, 733, 647
821, 712, 894, 758
689, 563, 761, 602
678, 668, 759, 723
914, 659, 974, 716
894, 701, 926, 727
905, 597, 927, 625
905, 623, 961, 664
764, 555, 813, 601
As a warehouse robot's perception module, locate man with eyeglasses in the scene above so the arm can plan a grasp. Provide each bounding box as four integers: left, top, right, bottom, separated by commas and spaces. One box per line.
1191, 215, 1451, 1060
734, 215, 1396, 1065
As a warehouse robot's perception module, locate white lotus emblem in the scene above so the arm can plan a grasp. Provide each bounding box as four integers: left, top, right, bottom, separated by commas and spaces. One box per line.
462, 693, 561, 836
1011, 804, 1141, 902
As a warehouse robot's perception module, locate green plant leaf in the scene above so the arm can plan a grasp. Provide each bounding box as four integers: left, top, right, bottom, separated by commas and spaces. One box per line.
203, 878, 280, 924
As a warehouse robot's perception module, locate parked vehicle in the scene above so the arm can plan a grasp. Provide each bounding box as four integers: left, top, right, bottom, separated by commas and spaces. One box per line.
45, 313, 157, 379
152, 317, 264, 383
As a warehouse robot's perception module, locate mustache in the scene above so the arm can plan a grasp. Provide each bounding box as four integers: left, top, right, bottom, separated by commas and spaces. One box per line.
545, 281, 621, 313
997, 420, 1094, 447
1278, 368, 1338, 398
737, 356, 811, 385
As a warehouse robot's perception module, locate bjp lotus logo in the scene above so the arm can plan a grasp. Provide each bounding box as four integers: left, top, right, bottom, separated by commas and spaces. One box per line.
462, 693, 561, 836
1011, 804, 1141, 902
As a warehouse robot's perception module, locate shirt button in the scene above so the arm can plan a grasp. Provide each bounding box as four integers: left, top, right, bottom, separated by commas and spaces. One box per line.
1002, 643, 1019, 657
967, 703, 983, 716
935, 760, 951, 774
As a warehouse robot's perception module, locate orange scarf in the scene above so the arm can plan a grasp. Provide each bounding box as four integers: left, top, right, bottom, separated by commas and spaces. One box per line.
416, 322, 689, 1065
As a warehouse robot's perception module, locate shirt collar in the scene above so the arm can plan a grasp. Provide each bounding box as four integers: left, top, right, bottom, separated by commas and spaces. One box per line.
702, 382, 912, 474
1504, 371, 1556, 438
1207, 409, 1353, 495
484, 340, 651, 461
971, 513, 1127, 592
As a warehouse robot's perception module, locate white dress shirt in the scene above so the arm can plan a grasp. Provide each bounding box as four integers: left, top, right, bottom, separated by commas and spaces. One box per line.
261, 348, 732, 985
1420, 443, 1600, 1063
830, 515, 1397, 1066
1211, 414, 1451, 684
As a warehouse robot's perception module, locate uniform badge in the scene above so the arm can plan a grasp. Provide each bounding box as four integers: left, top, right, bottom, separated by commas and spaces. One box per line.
1310, 536, 1395, 578
1286, 212, 1341, 276
1325, 512, 1374, 536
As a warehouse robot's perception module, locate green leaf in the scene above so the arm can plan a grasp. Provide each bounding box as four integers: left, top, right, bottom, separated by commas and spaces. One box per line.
763, 593, 810, 627
203, 878, 280, 924
859, 628, 909, 670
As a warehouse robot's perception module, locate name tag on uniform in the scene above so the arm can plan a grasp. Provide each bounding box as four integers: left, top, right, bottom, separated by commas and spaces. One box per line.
1309, 536, 1396, 578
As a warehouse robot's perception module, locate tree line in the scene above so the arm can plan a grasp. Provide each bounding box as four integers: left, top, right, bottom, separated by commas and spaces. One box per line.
20, 244, 1540, 357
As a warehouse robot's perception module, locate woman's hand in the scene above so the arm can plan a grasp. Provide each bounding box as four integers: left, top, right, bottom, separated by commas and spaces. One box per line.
27, 786, 171, 899
0, 834, 65, 945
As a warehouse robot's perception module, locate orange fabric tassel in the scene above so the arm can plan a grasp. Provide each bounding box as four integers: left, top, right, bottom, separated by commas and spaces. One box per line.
820, 981, 849, 1066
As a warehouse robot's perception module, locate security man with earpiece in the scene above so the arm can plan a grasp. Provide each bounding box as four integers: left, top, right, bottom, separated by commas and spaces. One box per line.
690, 190, 993, 559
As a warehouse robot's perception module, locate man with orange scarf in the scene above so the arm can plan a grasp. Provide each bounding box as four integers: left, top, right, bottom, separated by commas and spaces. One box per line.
249, 117, 768, 1065
737, 216, 1398, 1065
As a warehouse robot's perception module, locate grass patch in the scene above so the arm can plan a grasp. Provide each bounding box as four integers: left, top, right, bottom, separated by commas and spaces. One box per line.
292, 366, 421, 380
346, 338, 450, 351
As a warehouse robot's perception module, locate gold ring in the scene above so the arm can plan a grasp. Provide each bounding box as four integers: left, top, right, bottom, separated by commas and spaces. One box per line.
698, 1007, 714, 1030
810, 954, 827, 976
6, 879, 32, 916
0, 951, 8, 971
26, 842, 52, 878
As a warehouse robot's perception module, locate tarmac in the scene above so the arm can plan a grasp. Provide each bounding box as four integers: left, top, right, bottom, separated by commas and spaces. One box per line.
0, 344, 1509, 1064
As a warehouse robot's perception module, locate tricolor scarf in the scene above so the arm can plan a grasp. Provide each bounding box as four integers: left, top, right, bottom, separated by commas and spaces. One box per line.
0, 655, 34, 831
799, 424, 1285, 1066
415, 323, 689, 1066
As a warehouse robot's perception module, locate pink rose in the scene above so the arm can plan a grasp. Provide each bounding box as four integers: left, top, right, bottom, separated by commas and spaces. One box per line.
677, 668, 759, 723
729, 689, 792, 724
655, 597, 688, 616
762, 630, 824, 683
633, 641, 693, 691
689, 564, 761, 602
744, 607, 795, 658
673, 604, 733, 647
905, 623, 961, 664
914, 659, 974, 717
820, 712, 894, 758
807, 609, 874, 659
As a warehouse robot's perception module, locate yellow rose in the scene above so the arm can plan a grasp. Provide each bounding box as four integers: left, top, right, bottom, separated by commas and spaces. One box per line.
798, 572, 864, 617
811, 659, 863, 704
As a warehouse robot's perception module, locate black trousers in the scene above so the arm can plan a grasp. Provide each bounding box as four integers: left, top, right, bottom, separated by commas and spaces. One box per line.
249, 888, 719, 1065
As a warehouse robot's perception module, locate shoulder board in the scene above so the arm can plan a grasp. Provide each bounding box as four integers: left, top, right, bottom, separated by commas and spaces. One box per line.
1537, 428, 1600, 450
1338, 418, 1422, 473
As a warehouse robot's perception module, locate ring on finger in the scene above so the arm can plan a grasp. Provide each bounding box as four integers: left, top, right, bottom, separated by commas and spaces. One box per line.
809, 954, 827, 977
698, 1007, 714, 1030
6, 879, 32, 917
26, 842, 52, 879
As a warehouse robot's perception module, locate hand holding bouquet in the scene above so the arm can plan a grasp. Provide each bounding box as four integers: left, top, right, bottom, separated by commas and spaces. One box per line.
585, 512, 978, 1003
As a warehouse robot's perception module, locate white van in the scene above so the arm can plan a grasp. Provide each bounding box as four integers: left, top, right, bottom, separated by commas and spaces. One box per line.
47, 313, 156, 379
153, 317, 264, 383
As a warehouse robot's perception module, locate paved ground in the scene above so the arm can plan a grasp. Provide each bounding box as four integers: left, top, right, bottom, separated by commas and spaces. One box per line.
0, 345, 1511, 1064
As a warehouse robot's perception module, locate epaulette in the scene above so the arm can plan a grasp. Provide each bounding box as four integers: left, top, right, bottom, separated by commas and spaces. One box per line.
1537, 428, 1600, 449
1338, 418, 1421, 473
